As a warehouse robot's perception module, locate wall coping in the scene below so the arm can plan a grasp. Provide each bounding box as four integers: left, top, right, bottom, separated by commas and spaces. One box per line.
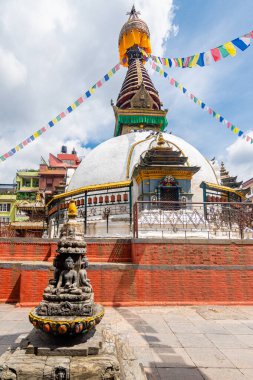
0, 237, 253, 245
132, 238, 253, 245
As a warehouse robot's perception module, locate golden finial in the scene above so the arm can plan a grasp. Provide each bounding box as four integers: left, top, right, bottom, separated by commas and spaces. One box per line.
68, 200, 77, 218
157, 132, 166, 146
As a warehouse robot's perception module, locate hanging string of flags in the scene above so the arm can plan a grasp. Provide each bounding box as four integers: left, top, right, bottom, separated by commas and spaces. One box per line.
149, 59, 253, 144
150, 30, 253, 68
0, 62, 123, 162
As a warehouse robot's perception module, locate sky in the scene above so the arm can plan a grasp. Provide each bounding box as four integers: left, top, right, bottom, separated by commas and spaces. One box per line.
0, 0, 252, 183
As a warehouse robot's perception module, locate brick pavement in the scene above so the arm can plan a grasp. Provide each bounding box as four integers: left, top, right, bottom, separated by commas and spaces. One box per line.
0, 305, 253, 379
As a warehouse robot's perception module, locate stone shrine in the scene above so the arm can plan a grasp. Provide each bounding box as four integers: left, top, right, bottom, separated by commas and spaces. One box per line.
29, 200, 104, 335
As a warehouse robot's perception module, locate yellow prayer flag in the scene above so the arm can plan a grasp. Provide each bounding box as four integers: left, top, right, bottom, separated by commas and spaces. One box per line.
52, 118, 58, 124
108, 71, 113, 78
165, 58, 169, 67
233, 127, 239, 134
224, 42, 237, 57
34, 132, 39, 138
215, 113, 220, 120
89, 87, 95, 94
159, 69, 164, 76
15, 146, 20, 151
178, 84, 183, 90
189, 54, 199, 67
197, 99, 201, 105
71, 103, 76, 109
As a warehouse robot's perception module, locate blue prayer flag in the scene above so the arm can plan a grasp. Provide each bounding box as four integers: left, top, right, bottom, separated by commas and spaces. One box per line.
48, 121, 54, 127
238, 130, 244, 137
197, 52, 205, 67
183, 88, 187, 93
104, 74, 109, 81
232, 38, 250, 51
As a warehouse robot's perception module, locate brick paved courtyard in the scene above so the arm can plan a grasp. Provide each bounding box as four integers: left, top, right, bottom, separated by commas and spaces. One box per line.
1, 304, 253, 379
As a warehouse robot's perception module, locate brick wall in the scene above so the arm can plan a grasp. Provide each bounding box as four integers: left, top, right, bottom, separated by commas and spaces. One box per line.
1, 238, 253, 306
0, 238, 131, 263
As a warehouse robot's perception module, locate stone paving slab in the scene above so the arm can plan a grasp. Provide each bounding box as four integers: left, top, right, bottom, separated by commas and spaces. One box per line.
0, 305, 253, 379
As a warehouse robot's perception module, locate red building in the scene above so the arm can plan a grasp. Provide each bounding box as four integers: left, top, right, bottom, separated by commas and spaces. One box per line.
39, 146, 81, 202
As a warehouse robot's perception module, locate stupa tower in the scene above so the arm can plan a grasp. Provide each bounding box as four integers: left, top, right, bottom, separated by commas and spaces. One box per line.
113, 6, 168, 136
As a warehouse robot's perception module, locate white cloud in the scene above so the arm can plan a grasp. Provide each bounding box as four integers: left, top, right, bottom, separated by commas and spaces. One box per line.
0, 0, 177, 182
0, 46, 27, 87
136, 0, 178, 56
223, 131, 253, 182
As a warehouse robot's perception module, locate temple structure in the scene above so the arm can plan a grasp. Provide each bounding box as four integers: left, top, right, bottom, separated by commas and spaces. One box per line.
47, 6, 246, 238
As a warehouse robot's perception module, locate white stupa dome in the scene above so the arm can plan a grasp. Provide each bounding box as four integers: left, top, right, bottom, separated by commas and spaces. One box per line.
68, 132, 218, 202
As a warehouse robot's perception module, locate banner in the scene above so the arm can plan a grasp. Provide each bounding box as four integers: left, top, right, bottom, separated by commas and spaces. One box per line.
149, 60, 253, 144
0, 62, 123, 162
150, 30, 253, 68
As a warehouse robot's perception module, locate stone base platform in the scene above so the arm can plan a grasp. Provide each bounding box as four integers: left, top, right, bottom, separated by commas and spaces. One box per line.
0, 325, 147, 380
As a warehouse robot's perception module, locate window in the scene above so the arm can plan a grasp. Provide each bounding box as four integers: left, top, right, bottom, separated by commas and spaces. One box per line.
33, 179, 39, 187
23, 178, 31, 187
0, 217, 10, 223
0, 203, 11, 212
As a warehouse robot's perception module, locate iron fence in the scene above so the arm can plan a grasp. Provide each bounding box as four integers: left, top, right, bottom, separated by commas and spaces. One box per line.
133, 201, 253, 239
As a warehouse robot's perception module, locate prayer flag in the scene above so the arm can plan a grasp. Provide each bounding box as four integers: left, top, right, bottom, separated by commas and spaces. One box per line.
197, 53, 205, 67
48, 121, 54, 127
67, 106, 73, 113
223, 42, 237, 56
189, 54, 199, 67
211, 48, 221, 61
218, 45, 230, 58
232, 37, 250, 51
204, 51, 213, 66
85, 91, 91, 98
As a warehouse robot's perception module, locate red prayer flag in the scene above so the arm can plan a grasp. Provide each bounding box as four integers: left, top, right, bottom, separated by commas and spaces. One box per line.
211, 48, 221, 62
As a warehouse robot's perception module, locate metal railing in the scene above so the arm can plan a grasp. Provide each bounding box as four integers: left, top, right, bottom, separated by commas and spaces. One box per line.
133, 201, 253, 239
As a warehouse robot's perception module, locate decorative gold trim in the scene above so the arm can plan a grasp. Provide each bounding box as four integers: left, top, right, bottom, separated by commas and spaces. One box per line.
29, 309, 104, 326
46, 180, 132, 206
135, 169, 194, 184
204, 182, 246, 198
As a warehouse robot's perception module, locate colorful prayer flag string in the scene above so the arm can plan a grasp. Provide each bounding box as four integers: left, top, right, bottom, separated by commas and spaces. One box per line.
148, 59, 253, 145
0, 62, 123, 162
150, 30, 253, 69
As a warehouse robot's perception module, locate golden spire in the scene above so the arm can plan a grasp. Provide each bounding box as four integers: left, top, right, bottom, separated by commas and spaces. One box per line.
118, 6, 151, 66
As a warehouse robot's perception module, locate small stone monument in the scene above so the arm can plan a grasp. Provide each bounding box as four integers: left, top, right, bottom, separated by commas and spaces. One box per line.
29, 200, 104, 336
0, 200, 146, 379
